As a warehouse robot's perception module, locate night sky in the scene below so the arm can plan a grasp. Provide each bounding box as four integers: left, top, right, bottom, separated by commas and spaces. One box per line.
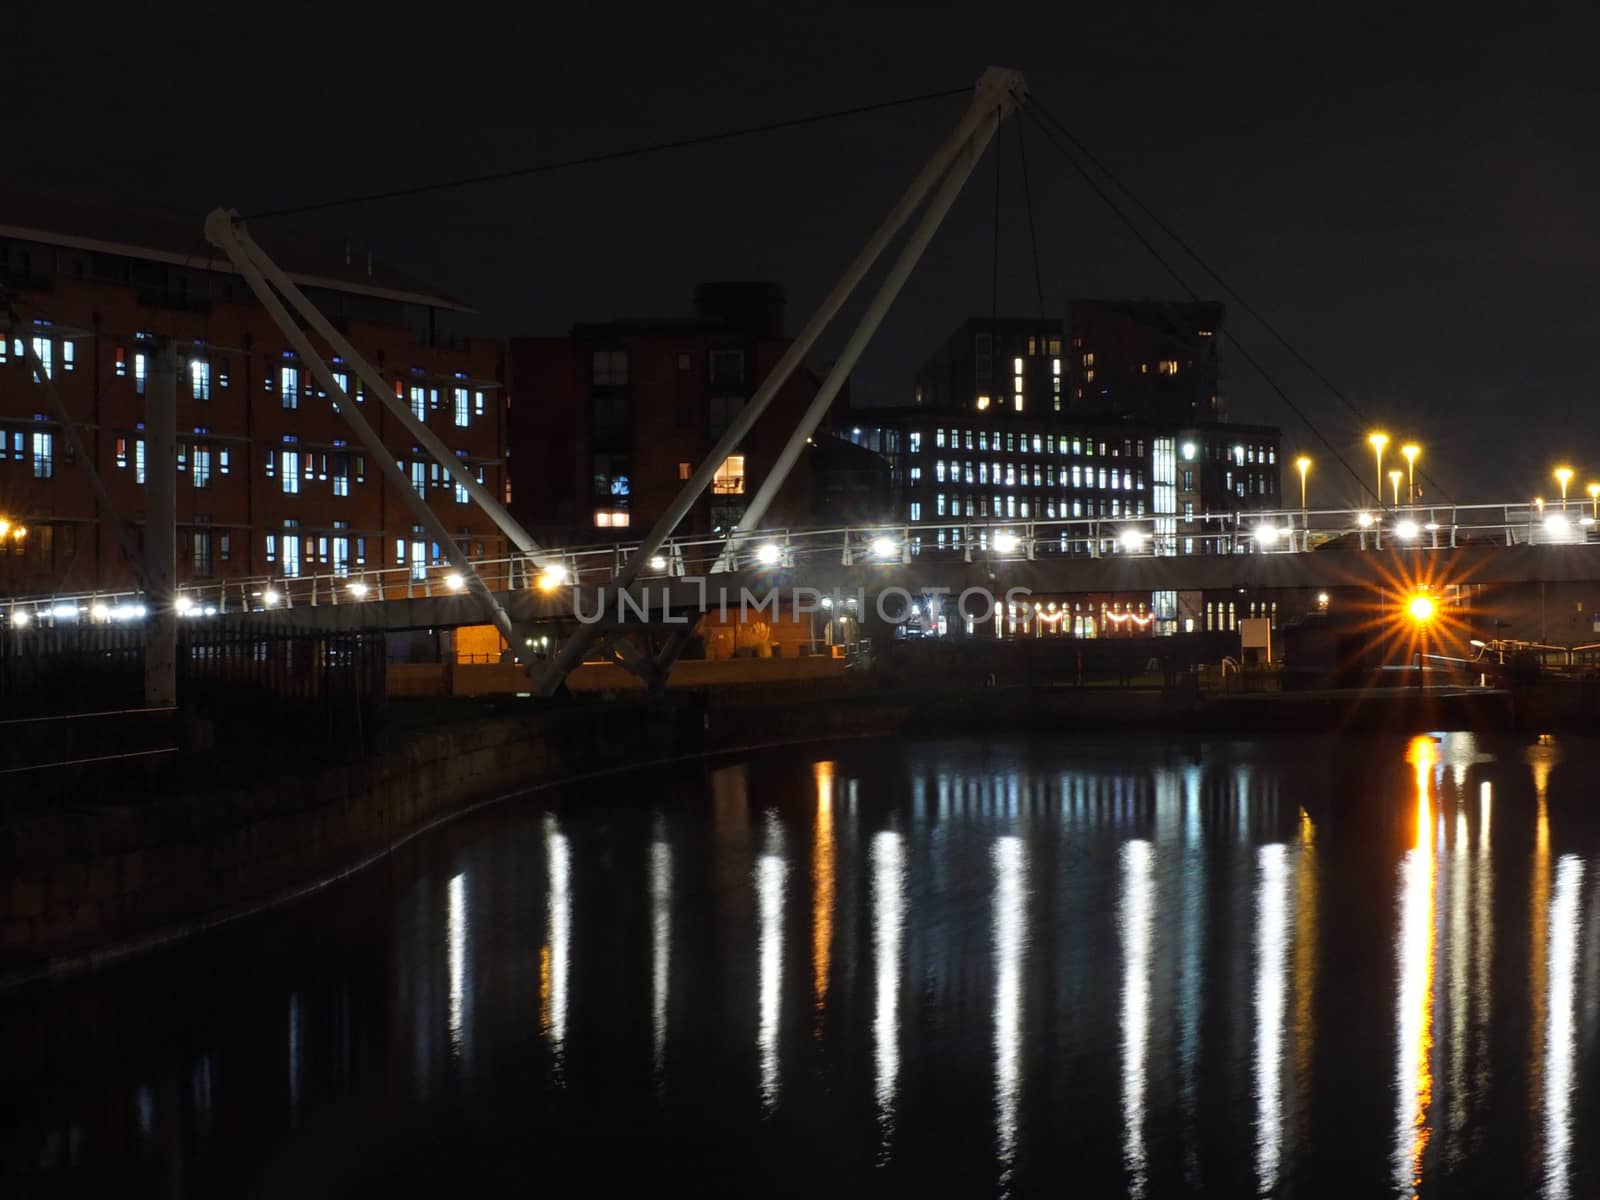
4, 3, 1596, 501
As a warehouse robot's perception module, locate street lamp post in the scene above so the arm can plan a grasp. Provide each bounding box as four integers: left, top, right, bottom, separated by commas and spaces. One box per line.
1295, 455, 1311, 510
1369, 432, 1389, 506
1588, 481, 1600, 520
1408, 591, 1435, 693
1389, 469, 1403, 509
1401, 443, 1419, 506
1554, 466, 1574, 511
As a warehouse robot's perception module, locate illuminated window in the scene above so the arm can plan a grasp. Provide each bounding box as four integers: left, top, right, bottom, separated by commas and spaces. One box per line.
909, 432, 922, 453
595, 509, 630, 528
32, 431, 53, 479
453, 387, 470, 428
1158, 359, 1179, 375
976, 395, 990, 411
115, 437, 128, 469
593, 350, 629, 386
280, 365, 299, 409
712, 454, 746, 495
409, 385, 426, 421
190, 359, 210, 400
193, 446, 211, 488
678, 461, 692, 481
1083, 352, 1094, 367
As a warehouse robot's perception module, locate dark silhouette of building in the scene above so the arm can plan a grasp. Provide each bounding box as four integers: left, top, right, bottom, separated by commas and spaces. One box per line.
1067, 299, 1224, 422
507, 283, 852, 546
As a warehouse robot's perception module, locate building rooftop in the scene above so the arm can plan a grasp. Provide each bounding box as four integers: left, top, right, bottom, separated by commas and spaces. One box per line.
0, 178, 473, 313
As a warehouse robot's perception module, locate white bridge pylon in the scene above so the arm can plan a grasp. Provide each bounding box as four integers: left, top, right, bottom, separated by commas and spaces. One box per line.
536, 65, 1029, 695
204, 212, 559, 647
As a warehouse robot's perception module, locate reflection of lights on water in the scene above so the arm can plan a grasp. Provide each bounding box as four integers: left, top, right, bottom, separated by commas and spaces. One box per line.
650, 835, 672, 1081
1472, 783, 1493, 1104
1120, 839, 1154, 1200
136, 1086, 153, 1140
447, 873, 468, 1062
542, 816, 570, 1074
1254, 843, 1289, 1194
1543, 855, 1584, 1200
1393, 736, 1438, 1197
872, 830, 905, 1158
288, 993, 302, 1121
813, 762, 836, 1029
1178, 768, 1205, 1189
756, 846, 787, 1112
993, 836, 1027, 1195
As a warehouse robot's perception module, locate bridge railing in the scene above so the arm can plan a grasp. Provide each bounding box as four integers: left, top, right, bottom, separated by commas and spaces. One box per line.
3, 500, 1596, 625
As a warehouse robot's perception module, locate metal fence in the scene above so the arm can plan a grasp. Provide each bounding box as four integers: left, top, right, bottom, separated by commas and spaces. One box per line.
0, 624, 386, 744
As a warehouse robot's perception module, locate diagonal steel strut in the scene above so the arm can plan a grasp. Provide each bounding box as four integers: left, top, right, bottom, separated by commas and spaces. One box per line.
205, 213, 519, 644
534, 66, 1028, 695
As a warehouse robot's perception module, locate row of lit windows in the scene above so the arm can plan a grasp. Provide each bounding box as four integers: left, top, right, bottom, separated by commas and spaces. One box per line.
1181, 440, 1277, 466
1204, 600, 1277, 631
0, 335, 77, 378
0, 427, 55, 479
918, 461, 1145, 491
911, 494, 1149, 521
914, 429, 1149, 458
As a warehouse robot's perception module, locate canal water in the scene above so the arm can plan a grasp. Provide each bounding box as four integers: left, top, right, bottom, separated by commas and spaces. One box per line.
4, 732, 1598, 1198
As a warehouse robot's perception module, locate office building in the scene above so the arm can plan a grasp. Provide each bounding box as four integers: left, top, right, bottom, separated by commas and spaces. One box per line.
0, 182, 508, 600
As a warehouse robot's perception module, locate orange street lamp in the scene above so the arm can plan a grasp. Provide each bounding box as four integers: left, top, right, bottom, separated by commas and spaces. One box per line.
1588, 482, 1600, 520
1401, 443, 1420, 505
1554, 466, 1574, 510
1369, 432, 1389, 505
1295, 455, 1312, 510
1389, 469, 1403, 508
1407, 591, 1436, 692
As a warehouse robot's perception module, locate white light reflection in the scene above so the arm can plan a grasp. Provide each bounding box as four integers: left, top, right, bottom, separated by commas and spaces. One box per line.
650, 831, 672, 1082
872, 830, 906, 1159
541, 815, 571, 1076
1473, 781, 1493, 1105
993, 835, 1027, 1195
1254, 843, 1290, 1194
1179, 767, 1205, 1190
1120, 839, 1154, 1200
447, 873, 469, 1063
1393, 737, 1438, 1197
1543, 855, 1584, 1200
756, 840, 787, 1112
288, 993, 301, 1122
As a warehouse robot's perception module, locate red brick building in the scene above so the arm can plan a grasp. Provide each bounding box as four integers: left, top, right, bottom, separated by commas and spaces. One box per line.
507, 282, 849, 547
0, 183, 508, 599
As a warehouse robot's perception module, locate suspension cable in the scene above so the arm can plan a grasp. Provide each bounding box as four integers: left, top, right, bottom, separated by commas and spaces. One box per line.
1015, 116, 1048, 320
1022, 105, 1376, 501
1027, 97, 1447, 502
246, 85, 972, 221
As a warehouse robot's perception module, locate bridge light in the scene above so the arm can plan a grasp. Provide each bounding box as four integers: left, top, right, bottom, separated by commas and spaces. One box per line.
0, 518, 8, 537
445, 572, 464, 592
174, 595, 194, 615
90, 603, 110, 622
537, 564, 569, 591
1119, 528, 1146, 553
1357, 512, 1375, 528
1407, 593, 1435, 623
1317, 592, 1330, 609
1181, 442, 1197, 460
1555, 465, 1574, 508
755, 543, 782, 567
993, 531, 1020, 554
649, 555, 667, 571
1394, 519, 1420, 540
1253, 524, 1280, 547
871, 535, 897, 559
1544, 513, 1570, 537
347, 581, 369, 599
262, 589, 280, 607
10, 609, 29, 628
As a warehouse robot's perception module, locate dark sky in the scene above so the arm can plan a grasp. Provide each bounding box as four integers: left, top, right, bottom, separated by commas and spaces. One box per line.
4, 2, 1597, 502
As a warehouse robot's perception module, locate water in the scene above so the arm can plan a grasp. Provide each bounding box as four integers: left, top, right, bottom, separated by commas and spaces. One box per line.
4, 732, 1598, 1198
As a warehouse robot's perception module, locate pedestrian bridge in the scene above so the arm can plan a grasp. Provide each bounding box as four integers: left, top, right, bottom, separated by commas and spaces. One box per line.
6, 501, 1600, 637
